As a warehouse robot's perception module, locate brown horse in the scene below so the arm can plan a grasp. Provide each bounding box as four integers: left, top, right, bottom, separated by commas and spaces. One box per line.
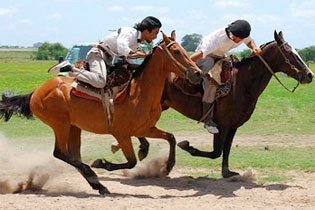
135, 31, 314, 178
0, 32, 201, 194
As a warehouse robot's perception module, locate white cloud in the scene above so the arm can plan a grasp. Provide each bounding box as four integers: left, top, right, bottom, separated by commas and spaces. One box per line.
157, 6, 170, 14
19, 18, 34, 25
48, 12, 63, 20
289, 0, 315, 18
131, 5, 154, 12
107, 6, 124, 12
214, 0, 251, 8
127, 5, 170, 14
0, 7, 18, 17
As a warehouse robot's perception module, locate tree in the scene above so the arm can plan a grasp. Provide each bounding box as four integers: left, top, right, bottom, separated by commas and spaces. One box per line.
181, 33, 202, 52
35, 42, 68, 60
298, 46, 315, 63
33, 42, 43, 48
232, 49, 252, 60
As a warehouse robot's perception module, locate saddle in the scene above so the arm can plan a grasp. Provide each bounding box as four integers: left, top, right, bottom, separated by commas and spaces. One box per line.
71, 60, 138, 104
173, 55, 239, 99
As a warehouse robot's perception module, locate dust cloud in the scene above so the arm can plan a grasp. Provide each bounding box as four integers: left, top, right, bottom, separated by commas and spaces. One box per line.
0, 133, 59, 194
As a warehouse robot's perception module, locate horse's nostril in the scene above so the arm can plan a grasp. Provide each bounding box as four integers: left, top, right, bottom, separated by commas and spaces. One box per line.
308, 72, 314, 79
195, 71, 201, 76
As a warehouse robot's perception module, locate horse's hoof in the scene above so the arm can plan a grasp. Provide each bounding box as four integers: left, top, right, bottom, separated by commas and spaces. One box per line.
91, 159, 103, 168
99, 187, 110, 195
138, 149, 148, 161
177, 140, 190, 150
111, 143, 121, 154
222, 170, 239, 178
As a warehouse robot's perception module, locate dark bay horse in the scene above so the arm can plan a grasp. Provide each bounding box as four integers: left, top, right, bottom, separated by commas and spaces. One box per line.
0, 32, 201, 194
135, 31, 314, 178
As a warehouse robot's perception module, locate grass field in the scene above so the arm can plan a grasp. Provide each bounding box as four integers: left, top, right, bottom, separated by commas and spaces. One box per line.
0, 52, 315, 137
0, 51, 314, 183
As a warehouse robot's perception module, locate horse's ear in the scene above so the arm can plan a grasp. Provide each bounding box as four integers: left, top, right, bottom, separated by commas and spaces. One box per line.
274, 30, 281, 44
274, 30, 285, 44
171, 30, 176, 41
278, 31, 284, 40
161, 31, 171, 45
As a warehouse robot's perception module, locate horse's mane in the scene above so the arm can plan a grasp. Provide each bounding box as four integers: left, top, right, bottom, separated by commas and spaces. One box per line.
132, 46, 157, 78
235, 40, 275, 68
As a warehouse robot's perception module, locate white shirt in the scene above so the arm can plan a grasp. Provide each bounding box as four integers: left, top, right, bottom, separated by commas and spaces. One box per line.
100, 27, 142, 57
196, 28, 253, 58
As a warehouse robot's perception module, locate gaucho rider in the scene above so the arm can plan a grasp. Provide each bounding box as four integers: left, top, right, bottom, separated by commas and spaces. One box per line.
48, 16, 162, 89
190, 19, 261, 134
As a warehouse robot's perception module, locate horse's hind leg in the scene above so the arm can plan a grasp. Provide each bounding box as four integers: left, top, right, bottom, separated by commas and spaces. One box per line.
68, 125, 82, 161
110, 137, 150, 161
92, 136, 137, 171
138, 137, 150, 161
52, 125, 109, 195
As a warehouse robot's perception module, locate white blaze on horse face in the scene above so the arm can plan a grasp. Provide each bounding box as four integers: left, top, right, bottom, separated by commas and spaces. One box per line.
292, 48, 315, 75
292, 48, 308, 69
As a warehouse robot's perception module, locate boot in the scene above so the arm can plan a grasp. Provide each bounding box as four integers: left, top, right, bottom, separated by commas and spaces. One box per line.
48, 60, 73, 73
202, 102, 219, 134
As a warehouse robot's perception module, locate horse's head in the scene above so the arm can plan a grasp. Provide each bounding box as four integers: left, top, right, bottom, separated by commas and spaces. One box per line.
157, 31, 201, 84
272, 31, 314, 84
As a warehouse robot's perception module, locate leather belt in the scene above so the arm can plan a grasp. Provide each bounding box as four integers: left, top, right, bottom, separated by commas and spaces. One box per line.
97, 45, 112, 58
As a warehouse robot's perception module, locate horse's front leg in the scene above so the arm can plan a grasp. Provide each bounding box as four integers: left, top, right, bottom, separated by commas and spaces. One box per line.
92, 135, 137, 171
177, 129, 228, 159
137, 137, 150, 161
142, 127, 176, 174
221, 128, 239, 178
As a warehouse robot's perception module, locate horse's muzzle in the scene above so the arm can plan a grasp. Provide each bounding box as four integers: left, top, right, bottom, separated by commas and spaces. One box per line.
299, 68, 314, 84
186, 68, 202, 84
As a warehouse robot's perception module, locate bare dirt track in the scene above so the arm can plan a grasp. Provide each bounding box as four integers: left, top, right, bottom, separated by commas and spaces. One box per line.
0, 132, 315, 210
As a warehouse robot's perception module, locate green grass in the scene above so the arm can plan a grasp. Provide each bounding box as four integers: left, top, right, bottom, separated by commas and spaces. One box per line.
0, 52, 315, 137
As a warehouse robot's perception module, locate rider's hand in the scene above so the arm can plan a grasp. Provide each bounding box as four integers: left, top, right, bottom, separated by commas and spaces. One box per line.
253, 48, 262, 55
128, 51, 147, 59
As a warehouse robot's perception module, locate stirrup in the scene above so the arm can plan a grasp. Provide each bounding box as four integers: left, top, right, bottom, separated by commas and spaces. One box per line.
204, 124, 219, 134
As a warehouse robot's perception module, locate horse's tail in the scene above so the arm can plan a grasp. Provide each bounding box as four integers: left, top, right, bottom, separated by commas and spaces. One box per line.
0, 92, 33, 122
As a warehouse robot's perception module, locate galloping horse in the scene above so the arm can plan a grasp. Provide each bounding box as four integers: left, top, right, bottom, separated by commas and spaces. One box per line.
0, 32, 201, 194
135, 31, 314, 178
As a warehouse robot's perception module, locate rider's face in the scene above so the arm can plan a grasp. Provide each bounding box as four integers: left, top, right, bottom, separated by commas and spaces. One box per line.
231, 34, 244, 43
143, 28, 160, 42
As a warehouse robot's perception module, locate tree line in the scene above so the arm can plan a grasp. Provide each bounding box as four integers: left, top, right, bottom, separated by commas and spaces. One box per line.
181, 34, 315, 63
33, 35, 315, 63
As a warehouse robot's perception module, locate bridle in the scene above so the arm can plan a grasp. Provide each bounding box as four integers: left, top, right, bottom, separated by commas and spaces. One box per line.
159, 41, 198, 82
257, 41, 300, 93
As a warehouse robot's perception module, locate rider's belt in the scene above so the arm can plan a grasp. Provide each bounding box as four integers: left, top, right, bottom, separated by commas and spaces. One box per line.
97, 45, 113, 57
97, 45, 108, 54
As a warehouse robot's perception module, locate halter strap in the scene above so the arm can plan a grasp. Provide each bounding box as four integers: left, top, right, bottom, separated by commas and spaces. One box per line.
159, 41, 189, 73
257, 54, 299, 93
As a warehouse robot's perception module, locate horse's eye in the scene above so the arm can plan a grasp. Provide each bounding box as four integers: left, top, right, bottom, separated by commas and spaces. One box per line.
174, 50, 180, 55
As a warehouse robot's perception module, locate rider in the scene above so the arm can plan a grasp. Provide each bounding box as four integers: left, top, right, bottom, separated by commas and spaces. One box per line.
190, 20, 262, 134
48, 16, 162, 89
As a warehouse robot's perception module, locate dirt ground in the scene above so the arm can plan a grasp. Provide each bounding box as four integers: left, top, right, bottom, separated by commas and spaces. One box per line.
0, 132, 314, 210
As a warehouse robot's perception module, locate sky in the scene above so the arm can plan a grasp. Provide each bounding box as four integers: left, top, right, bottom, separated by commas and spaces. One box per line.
1, 0, 315, 50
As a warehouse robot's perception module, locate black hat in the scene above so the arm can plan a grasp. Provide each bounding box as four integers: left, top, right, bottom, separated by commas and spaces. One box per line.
227, 20, 251, 38
135, 16, 162, 32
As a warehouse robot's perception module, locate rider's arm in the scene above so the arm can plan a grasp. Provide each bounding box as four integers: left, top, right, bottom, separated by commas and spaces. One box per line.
190, 50, 203, 62
128, 50, 147, 59
246, 39, 262, 55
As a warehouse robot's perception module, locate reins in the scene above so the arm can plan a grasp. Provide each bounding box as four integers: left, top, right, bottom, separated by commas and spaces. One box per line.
257, 42, 299, 93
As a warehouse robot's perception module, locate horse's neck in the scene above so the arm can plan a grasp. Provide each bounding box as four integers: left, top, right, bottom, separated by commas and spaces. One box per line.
236, 56, 273, 101
131, 52, 166, 105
